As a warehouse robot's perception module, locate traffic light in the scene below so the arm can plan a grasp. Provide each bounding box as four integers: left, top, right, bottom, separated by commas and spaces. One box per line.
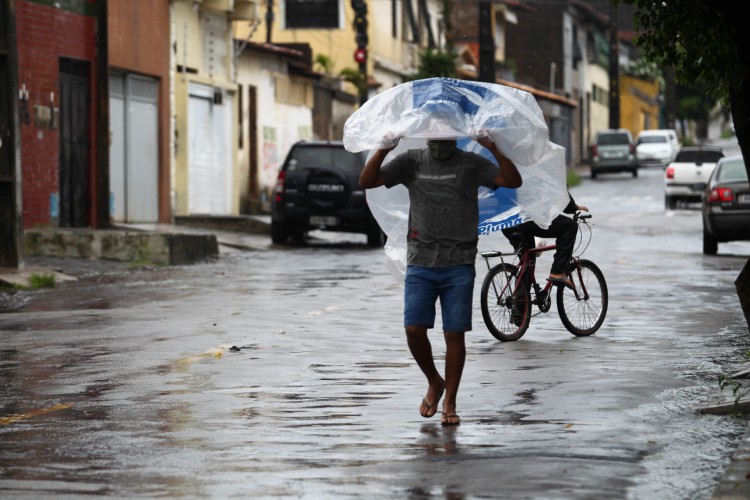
351, 0, 367, 63
354, 48, 366, 64
350, 0, 368, 105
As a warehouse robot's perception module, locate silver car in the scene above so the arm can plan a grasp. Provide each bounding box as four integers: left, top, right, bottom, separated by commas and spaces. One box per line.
590, 129, 638, 179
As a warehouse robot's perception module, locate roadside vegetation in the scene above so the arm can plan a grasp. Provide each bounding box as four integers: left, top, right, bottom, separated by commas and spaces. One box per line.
0, 272, 57, 291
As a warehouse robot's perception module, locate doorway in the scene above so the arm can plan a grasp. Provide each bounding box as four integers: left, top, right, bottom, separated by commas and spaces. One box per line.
59, 58, 91, 227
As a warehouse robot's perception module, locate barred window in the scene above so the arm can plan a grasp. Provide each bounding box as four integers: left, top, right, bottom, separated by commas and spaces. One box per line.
285, 0, 339, 29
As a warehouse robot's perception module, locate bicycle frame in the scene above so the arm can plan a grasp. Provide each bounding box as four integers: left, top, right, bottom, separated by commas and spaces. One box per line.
481, 242, 590, 305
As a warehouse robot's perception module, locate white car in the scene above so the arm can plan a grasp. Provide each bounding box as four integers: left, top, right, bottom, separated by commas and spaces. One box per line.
664, 145, 724, 209
635, 130, 677, 168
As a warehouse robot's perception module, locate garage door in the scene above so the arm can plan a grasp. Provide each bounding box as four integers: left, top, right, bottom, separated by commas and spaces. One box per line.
109, 73, 158, 222
188, 83, 233, 214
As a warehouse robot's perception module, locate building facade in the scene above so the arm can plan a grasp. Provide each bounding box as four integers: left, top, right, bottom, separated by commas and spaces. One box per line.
235, 41, 316, 213
108, 0, 171, 223
15, 0, 104, 228
170, 0, 256, 217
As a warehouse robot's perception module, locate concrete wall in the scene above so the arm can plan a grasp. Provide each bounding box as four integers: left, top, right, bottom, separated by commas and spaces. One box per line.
25, 228, 219, 265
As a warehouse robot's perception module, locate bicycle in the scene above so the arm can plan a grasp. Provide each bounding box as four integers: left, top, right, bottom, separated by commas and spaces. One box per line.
479, 213, 608, 341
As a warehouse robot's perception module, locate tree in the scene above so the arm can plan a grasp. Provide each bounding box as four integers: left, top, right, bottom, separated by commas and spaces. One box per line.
675, 82, 714, 140
413, 48, 457, 80
618, 0, 750, 326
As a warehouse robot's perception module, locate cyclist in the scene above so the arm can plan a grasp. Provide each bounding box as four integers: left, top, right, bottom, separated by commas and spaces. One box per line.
501, 192, 588, 290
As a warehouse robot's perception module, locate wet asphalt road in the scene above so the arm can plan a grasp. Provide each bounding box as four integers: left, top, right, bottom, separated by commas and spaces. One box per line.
2, 165, 750, 499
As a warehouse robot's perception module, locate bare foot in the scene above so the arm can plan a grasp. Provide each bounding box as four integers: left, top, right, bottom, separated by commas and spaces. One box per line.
419, 382, 445, 418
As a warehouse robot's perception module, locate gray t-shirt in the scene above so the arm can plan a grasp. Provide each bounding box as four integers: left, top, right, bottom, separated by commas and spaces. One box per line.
381, 148, 500, 267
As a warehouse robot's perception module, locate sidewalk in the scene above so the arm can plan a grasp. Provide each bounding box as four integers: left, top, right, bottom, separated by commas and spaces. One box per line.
713, 424, 750, 499
708, 363, 750, 499
122, 214, 271, 253
0, 215, 271, 288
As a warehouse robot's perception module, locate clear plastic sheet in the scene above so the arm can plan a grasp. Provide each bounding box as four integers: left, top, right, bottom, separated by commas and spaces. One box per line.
343, 78, 569, 280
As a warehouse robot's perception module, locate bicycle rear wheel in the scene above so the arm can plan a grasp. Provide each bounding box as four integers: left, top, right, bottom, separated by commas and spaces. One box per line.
480, 263, 531, 341
556, 259, 608, 336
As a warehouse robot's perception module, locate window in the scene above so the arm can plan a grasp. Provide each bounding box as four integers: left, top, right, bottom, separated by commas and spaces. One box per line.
638, 136, 667, 144
592, 84, 609, 107
675, 149, 724, 163
285, 0, 339, 29
716, 160, 747, 182
289, 145, 366, 176
597, 133, 630, 146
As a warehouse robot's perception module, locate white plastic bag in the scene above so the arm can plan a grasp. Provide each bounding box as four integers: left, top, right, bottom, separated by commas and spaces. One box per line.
344, 78, 569, 280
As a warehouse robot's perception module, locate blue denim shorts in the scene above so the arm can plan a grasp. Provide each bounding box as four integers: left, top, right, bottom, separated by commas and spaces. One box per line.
404, 264, 476, 332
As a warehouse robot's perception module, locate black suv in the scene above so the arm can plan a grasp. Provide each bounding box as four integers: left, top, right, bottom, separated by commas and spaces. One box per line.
270, 140, 385, 246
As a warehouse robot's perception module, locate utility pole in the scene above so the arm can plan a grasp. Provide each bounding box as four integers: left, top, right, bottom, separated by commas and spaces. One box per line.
265, 0, 273, 44
478, 0, 495, 83
0, 0, 23, 268
608, 3, 620, 129
94, 0, 109, 228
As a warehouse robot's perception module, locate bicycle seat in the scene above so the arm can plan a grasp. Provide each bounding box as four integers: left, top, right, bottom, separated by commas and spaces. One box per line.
481, 251, 504, 258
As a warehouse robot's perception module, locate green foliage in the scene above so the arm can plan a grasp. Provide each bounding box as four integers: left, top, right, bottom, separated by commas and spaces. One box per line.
619, 0, 743, 104
339, 67, 366, 96
314, 54, 334, 77
6, 273, 57, 291
677, 95, 711, 122
566, 168, 582, 188
413, 48, 457, 80
719, 374, 748, 417
28, 273, 56, 288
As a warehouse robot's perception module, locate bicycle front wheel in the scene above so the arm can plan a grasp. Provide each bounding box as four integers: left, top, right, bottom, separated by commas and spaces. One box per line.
480, 263, 531, 341
556, 259, 608, 336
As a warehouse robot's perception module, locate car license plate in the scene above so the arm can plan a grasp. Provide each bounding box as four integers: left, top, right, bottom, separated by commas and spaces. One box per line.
739, 194, 750, 204
691, 183, 706, 192
310, 215, 338, 226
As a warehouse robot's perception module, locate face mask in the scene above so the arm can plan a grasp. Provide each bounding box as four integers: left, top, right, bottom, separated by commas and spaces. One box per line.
427, 140, 457, 160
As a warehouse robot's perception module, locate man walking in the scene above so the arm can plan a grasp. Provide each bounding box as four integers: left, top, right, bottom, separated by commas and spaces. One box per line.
359, 136, 522, 425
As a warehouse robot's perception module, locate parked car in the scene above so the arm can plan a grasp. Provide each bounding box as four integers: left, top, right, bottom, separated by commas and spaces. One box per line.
635, 129, 676, 168
270, 140, 385, 247
590, 129, 638, 178
701, 155, 750, 254
664, 145, 724, 209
